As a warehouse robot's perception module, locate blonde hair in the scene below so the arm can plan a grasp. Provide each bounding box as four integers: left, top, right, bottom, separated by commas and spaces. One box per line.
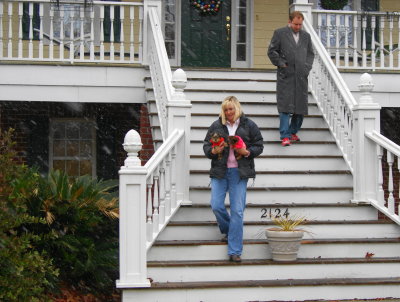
219, 96, 243, 125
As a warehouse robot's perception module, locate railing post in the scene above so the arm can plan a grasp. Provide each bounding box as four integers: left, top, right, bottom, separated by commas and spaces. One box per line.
290, 0, 313, 25
168, 68, 192, 205
352, 73, 381, 203
116, 130, 151, 288
143, 0, 162, 66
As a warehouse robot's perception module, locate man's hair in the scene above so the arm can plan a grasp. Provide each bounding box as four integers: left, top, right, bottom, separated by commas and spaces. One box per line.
289, 11, 304, 21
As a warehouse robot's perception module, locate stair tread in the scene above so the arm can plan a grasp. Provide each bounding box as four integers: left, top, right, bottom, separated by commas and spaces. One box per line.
191, 155, 343, 158
153, 238, 400, 246
146, 277, 400, 289
191, 170, 351, 174
190, 186, 353, 191
168, 220, 396, 226
148, 257, 400, 267
181, 203, 369, 208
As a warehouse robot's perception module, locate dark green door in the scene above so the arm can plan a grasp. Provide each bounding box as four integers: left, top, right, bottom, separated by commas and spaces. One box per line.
181, 0, 231, 67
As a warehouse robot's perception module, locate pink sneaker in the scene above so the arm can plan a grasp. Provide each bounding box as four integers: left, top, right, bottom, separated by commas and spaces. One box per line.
290, 134, 300, 142
281, 137, 291, 147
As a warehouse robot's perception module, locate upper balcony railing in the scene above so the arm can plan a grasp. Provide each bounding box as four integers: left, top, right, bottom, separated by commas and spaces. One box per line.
312, 9, 400, 70
0, 0, 144, 64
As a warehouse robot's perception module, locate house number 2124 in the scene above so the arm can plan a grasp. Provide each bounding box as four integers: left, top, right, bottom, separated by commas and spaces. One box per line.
260, 208, 290, 219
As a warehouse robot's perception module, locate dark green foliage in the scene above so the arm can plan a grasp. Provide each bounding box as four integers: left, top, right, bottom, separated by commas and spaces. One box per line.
0, 129, 59, 302
320, 0, 348, 10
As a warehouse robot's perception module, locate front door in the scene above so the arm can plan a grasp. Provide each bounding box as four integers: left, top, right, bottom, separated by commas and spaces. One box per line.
181, 0, 231, 67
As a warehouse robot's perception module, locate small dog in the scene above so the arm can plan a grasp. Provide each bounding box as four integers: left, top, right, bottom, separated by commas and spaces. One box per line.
228, 135, 246, 160
210, 132, 227, 160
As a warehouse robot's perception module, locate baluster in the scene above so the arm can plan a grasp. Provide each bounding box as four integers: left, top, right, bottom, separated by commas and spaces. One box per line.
164, 152, 172, 217
7, 2, 13, 58
317, 13, 322, 44
100, 5, 105, 61
327, 14, 331, 58
362, 15, 367, 67
398, 157, 400, 215
380, 16, 385, 68
79, 6, 85, 60
152, 172, 160, 234
138, 6, 143, 62
398, 17, 400, 68
130, 6, 135, 62
110, 6, 115, 61
69, 10, 75, 61
0, 2, 3, 58
49, 6, 54, 59
371, 16, 376, 71
353, 14, 358, 67
347, 113, 353, 167
158, 163, 166, 224
389, 15, 394, 68
28, 3, 33, 58
119, 6, 124, 61
18, 3, 23, 58
89, 9, 94, 61
170, 145, 177, 209
146, 178, 154, 242
60, 10, 65, 60
344, 15, 349, 67
387, 151, 395, 214
39, 4, 44, 59
377, 146, 385, 207
335, 14, 340, 66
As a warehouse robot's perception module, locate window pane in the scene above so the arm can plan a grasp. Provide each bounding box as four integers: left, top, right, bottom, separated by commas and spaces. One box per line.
53, 123, 65, 139
66, 160, 79, 176
238, 27, 246, 43
165, 24, 175, 40
237, 44, 246, 61
80, 160, 92, 175
80, 140, 92, 157
53, 160, 65, 171
53, 140, 65, 157
165, 42, 175, 59
239, 0, 247, 7
66, 123, 79, 139
239, 8, 246, 25
66, 140, 79, 157
80, 123, 92, 139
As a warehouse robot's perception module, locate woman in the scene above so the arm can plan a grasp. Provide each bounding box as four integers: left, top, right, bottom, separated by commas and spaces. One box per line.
203, 96, 264, 262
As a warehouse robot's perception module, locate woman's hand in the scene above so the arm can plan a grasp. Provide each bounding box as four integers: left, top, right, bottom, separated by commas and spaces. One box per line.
211, 141, 225, 155
235, 148, 250, 157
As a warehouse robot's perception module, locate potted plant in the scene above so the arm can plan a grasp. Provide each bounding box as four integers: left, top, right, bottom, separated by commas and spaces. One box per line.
265, 215, 308, 261
320, 0, 348, 10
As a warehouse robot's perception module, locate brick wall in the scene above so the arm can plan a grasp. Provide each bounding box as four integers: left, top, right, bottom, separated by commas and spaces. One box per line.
139, 104, 155, 165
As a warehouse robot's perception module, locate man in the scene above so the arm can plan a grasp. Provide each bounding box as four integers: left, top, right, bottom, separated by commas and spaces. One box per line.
267, 11, 315, 147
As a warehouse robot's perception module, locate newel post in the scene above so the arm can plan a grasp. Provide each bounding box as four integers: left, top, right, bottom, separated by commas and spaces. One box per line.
168, 68, 192, 205
352, 73, 381, 203
116, 130, 151, 288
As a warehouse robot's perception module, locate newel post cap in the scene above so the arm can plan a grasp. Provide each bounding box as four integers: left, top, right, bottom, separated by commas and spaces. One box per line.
171, 68, 188, 101
122, 129, 142, 168
358, 73, 375, 104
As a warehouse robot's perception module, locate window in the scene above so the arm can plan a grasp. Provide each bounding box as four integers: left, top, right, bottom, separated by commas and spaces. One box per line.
50, 119, 96, 177
163, 0, 176, 60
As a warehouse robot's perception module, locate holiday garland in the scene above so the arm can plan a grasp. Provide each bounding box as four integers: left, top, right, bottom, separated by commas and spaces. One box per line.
192, 0, 223, 15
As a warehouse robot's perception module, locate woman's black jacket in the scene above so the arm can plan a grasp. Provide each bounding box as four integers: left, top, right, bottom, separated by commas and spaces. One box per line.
203, 115, 264, 179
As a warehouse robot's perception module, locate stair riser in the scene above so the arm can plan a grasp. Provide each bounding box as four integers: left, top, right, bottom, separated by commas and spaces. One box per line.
148, 262, 400, 283
184, 80, 277, 91
189, 189, 353, 204
190, 142, 342, 156
148, 242, 400, 261
191, 157, 349, 171
123, 284, 400, 302
172, 206, 377, 222
189, 173, 353, 188
157, 224, 400, 241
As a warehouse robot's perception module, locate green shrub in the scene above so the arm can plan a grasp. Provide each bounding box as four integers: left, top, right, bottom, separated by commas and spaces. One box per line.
0, 129, 59, 302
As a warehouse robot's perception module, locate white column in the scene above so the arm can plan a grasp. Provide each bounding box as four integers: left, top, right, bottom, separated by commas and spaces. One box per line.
168, 68, 192, 205
352, 73, 381, 203
143, 0, 162, 66
116, 129, 151, 288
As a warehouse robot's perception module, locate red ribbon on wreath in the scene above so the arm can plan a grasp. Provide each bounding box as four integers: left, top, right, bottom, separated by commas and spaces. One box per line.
192, 0, 223, 15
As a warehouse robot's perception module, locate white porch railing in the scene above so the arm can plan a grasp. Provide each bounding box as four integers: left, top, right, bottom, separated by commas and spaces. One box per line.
0, 0, 144, 63
302, 13, 400, 224
312, 9, 400, 70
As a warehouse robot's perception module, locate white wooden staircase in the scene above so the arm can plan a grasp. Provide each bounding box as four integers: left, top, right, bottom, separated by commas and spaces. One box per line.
123, 69, 400, 302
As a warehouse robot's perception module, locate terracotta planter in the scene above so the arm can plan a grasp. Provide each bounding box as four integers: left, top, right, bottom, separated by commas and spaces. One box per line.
265, 229, 304, 261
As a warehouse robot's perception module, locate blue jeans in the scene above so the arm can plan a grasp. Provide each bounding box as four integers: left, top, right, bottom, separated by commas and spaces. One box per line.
279, 112, 304, 139
210, 168, 248, 256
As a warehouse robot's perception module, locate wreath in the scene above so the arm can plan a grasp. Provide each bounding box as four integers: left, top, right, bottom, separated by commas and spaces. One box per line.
320, 0, 348, 10
192, 0, 223, 15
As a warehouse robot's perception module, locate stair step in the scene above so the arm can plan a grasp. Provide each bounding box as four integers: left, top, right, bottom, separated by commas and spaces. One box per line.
189, 186, 353, 204
189, 170, 353, 188
122, 277, 400, 301
147, 258, 400, 282
149, 238, 400, 261
172, 203, 376, 222
157, 220, 400, 240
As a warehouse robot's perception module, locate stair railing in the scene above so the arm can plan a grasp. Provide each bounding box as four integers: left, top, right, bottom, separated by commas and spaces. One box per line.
303, 15, 400, 225
117, 2, 192, 288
